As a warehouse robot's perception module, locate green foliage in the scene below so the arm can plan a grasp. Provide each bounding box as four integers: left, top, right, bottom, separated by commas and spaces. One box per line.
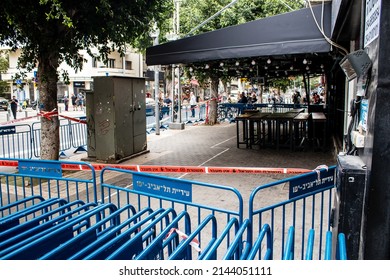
177, 0, 306, 88
179, 0, 305, 36
0, 0, 172, 71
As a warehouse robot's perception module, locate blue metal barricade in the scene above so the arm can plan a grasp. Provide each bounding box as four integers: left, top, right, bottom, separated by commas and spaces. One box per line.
0, 158, 347, 260
83, 207, 178, 260
0, 195, 45, 217
39, 204, 136, 260
0, 202, 118, 260
0, 200, 86, 243
70, 117, 87, 153
0, 197, 68, 231
68, 207, 156, 260
0, 124, 33, 159
0, 201, 96, 253
31, 119, 72, 158
0, 158, 97, 207
99, 167, 244, 260
249, 166, 336, 260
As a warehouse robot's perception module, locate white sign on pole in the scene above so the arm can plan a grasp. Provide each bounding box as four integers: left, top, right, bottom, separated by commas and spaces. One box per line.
364, 0, 382, 47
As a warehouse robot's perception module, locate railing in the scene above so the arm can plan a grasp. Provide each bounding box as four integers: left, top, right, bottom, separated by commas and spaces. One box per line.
249, 166, 337, 260
0, 159, 346, 260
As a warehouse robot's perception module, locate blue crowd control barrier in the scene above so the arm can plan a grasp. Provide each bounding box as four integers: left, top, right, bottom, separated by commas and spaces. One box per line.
0, 124, 34, 159
68, 207, 155, 260
324, 231, 333, 260
167, 214, 217, 260
283, 226, 295, 260
0, 195, 45, 217
132, 210, 191, 260
0, 158, 348, 260
0, 202, 96, 252
0, 203, 117, 259
39, 204, 137, 260
0, 200, 86, 243
200, 217, 241, 260
221, 218, 251, 260
249, 166, 336, 260
0, 158, 98, 206
0, 197, 68, 231
305, 229, 315, 260
245, 223, 273, 260
84, 208, 176, 260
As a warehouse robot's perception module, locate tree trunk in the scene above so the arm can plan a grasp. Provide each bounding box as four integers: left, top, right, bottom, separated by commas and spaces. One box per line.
206, 76, 219, 125
37, 53, 60, 160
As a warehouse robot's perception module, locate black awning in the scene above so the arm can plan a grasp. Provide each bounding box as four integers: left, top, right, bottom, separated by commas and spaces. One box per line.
146, 3, 332, 66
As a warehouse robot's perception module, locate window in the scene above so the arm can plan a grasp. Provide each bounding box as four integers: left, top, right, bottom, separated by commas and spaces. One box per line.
106, 58, 115, 68
125, 61, 132, 70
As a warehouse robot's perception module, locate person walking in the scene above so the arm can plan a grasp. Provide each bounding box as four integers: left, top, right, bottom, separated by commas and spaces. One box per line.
9, 96, 18, 119
189, 92, 197, 118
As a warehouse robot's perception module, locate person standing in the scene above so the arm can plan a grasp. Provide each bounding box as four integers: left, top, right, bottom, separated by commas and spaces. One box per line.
71, 93, 77, 111
9, 96, 18, 119
64, 95, 69, 111
189, 92, 197, 118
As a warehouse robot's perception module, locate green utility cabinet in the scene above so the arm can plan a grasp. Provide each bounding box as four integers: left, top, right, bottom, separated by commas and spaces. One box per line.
85, 76, 148, 163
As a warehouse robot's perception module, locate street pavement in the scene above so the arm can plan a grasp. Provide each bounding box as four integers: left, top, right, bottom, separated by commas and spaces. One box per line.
68, 119, 337, 203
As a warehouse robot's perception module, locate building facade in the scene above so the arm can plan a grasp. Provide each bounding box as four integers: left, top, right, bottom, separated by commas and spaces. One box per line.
0, 46, 144, 102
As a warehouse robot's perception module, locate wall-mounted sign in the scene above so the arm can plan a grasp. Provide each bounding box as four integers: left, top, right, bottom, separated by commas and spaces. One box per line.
364, 0, 382, 47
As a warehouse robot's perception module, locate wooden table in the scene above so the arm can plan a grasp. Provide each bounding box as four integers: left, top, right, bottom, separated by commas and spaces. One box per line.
311, 112, 327, 151
293, 112, 310, 151
263, 112, 301, 150
248, 112, 270, 149
235, 113, 253, 148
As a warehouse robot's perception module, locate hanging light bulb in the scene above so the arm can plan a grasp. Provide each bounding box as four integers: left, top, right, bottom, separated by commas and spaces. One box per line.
189, 67, 193, 72
275, 65, 279, 69
320, 64, 324, 69
251, 60, 256, 65
290, 66, 294, 70
306, 66, 309, 70
205, 64, 209, 69
220, 62, 224, 67
264, 66, 268, 70
267, 58, 271, 64
235, 61, 240, 66
303, 59, 307, 64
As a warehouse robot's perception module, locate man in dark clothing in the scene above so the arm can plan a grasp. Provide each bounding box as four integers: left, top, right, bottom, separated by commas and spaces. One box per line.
9, 96, 18, 119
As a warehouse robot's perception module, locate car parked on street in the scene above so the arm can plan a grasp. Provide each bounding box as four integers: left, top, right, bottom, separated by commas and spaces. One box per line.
0, 97, 9, 111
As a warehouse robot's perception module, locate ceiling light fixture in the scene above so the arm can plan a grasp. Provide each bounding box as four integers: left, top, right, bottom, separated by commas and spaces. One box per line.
235, 61, 240, 66
267, 58, 271, 64
220, 62, 224, 67
251, 60, 256, 65
303, 59, 307, 64
205, 64, 209, 69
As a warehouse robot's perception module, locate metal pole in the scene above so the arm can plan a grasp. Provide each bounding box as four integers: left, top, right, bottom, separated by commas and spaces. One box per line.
177, 66, 182, 123
171, 65, 175, 122
152, 26, 160, 135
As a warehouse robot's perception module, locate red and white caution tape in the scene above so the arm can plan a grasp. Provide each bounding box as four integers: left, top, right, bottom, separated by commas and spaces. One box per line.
165, 228, 201, 252
0, 159, 315, 174
0, 109, 86, 126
